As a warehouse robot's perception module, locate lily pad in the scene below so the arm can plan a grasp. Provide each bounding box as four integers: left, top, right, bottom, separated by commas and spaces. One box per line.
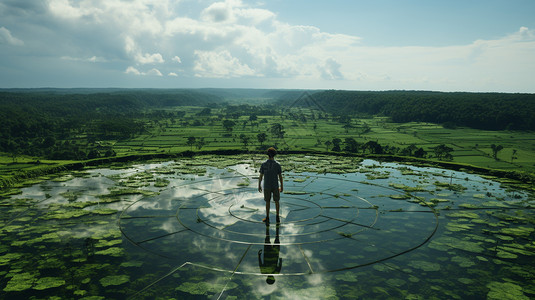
486, 281, 528, 300
447, 211, 480, 219
335, 271, 358, 282
408, 260, 441, 272
95, 247, 125, 257
33, 277, 66, 290
3, 272, 37, 292
451, 256, 475, 267
99, 275, 130, 287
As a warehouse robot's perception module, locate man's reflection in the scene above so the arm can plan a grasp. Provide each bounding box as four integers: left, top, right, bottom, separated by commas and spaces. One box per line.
258, 223, 282, 284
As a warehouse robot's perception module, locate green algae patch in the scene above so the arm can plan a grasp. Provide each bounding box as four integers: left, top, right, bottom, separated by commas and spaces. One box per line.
99, 275, 130, 287
175, 281, 238, 296
389, 183, 426, 192
386, 278, 406, 287
388, 194, 411, 200
486, 281, 529, 300
458, 203, 479, 209
3, 272, 37, 292
33, 277, 66, 290
446, 211, 480, 219
434, 182, 467, 192
43, 209, 91, 219
458, 278, 474, 284
95, 247, 125, 257
499, 227, 534, 238
120, 261, 143, 268
0, 253, 24, 266
102, 187, 157, 198
428, 236, 485, 254
408, 260, 441, 272
451, 256, 475, 268
284, 191, 308, 195
335, 271, 358, 282
445, 222, 473, 232
154, 177, 170, 187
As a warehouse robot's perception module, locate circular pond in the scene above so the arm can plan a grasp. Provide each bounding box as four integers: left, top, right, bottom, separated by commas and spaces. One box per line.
0, 155, 533, 299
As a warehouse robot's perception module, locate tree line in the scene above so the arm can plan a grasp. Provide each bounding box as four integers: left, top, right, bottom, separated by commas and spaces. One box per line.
0, 90, 220, 160
288, 90, 535, 131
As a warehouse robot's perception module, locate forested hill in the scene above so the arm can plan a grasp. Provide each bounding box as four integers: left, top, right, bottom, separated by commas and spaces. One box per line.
297, 90, 535, 131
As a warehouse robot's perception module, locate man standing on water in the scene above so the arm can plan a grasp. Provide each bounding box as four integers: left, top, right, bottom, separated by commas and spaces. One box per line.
258, 147, 283, 224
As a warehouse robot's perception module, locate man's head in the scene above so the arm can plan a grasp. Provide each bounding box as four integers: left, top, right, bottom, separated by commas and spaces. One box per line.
267, 147, 277, 158
266, 275, 276, 284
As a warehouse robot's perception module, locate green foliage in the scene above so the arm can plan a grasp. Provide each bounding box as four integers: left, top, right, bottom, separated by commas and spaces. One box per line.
302, 90, 535, 131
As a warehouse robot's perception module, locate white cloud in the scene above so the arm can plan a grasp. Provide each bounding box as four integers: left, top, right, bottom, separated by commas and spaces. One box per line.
320, 58, 343, 80
168, 72, 178, 76
125, 66, 141, 75
124, 36, 164, 64
0, 26, 23, 46
201, 0, 238, 23
147, 68, 163, 76
125, 66, 162, 76
135, 52, 164, 64
194, 50, 255, 78
0, 1, 533, 91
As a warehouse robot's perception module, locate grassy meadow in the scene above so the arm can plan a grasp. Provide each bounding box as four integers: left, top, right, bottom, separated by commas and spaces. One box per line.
1, 105, 534, 187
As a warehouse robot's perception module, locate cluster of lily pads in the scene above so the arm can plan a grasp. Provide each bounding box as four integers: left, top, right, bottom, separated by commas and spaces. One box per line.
0, 154, 533, 299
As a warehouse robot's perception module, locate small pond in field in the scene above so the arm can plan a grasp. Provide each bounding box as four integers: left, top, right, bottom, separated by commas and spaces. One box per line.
0, 154, 534, 299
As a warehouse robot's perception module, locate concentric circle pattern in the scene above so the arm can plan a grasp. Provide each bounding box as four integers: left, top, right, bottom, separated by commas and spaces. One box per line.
119, 174, 438, 275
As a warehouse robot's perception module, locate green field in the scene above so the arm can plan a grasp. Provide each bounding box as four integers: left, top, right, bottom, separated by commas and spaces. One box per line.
1, 105, 534, 187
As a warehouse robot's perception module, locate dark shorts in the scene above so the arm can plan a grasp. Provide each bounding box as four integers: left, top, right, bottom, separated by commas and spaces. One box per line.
263, 188, 280, 202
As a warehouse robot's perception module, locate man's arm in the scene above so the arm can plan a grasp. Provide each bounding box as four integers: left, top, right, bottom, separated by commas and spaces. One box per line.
258, 173, 263, 193
278, 173, 283, 193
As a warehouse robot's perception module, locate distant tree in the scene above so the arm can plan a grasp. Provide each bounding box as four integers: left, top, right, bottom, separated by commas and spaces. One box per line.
257, 133, 267, 147
195, 137, 206, 150
42, 136, 56, 148
490, 144, 504, 160
360, 123, 371, 136
401, 144, 418, 156
363, 141, 383, 154
324, 140, 332, 151
249, 114, 258, 122
511, 149, 518, 163
331, 138, 342, 152
87, 149, 101, 159
197, 108, 211, 116
432, 144, 454, 160
344, 137, 359, 153
186, 137, 196, 150
104, 148, 116, 157
342, 123, 353, 133
270, 123, 285, 139
223, 120, 236, 132
414, 147, 427, 158
239, 134, 250, 149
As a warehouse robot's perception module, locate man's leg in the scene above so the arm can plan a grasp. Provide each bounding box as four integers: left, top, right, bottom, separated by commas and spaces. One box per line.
263, 189, 272, 222
273, 189, 280, 222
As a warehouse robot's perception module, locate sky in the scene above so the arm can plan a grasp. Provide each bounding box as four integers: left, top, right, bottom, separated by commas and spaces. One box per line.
1, 0, 534, 92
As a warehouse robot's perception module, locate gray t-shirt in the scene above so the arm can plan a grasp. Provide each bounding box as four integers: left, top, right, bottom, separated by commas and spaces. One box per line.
260, 159, 282, 190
